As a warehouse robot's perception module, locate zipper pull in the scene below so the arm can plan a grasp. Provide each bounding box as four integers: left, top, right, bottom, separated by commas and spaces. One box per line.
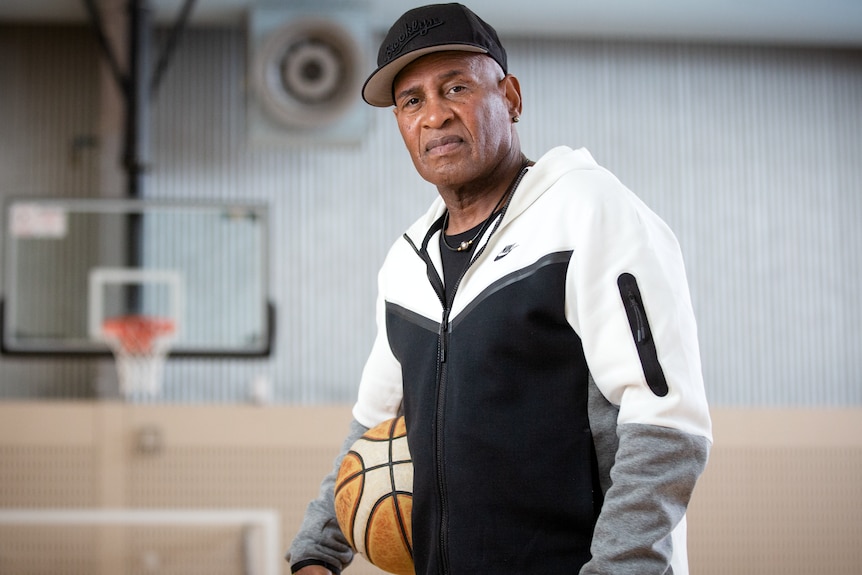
439, 309, 450, 363
626, 292, 648, 343
618, 272, 649, 344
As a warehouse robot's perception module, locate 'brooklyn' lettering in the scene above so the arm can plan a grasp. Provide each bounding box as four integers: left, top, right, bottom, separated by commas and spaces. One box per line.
383, 17, 444, 62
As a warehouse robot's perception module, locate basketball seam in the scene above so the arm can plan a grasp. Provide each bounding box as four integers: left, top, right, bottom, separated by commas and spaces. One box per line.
335, 416, 413, 573
387, 418, 413, 559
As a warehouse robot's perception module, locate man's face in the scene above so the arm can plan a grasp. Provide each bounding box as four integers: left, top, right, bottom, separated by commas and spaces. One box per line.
391, 52, 518, 189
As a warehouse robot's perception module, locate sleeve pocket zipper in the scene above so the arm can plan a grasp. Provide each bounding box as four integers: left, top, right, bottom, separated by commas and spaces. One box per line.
617, 273, 669, 397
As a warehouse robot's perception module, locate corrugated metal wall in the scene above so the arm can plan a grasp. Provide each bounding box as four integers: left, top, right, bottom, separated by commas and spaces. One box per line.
0, 25, 103, 398
511, 40, 862, 406
0, 23, 860, 406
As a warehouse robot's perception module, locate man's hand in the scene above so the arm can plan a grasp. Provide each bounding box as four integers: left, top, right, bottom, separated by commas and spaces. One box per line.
293, 567, 334, 575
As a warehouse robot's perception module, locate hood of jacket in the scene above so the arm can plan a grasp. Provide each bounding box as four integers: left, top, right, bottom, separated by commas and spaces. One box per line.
403, 146, 601, 247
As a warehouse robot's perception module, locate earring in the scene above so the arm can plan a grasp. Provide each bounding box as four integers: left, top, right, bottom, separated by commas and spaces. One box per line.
513, 116, 520, 123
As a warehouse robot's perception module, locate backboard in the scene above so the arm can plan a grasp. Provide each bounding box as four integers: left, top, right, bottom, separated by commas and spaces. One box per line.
2, 198, 272, 356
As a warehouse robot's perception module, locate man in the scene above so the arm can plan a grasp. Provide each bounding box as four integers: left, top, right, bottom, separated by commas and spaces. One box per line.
288, 3, 712, 574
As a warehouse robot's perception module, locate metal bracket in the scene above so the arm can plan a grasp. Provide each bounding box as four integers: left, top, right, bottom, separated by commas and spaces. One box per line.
79, 0, 197, 197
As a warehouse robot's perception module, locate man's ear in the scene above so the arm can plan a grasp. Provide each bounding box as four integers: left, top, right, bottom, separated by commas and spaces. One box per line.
503, 74, 523, 120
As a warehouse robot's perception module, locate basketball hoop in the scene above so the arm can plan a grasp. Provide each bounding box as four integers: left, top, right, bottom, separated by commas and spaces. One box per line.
101, 315, 176, 397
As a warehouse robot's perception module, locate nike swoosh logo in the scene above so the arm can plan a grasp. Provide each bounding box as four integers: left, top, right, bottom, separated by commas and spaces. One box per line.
494, 244, 518, 261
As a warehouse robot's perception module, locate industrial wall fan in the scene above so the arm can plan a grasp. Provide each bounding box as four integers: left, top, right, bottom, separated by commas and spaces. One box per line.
248, 3, 370, 145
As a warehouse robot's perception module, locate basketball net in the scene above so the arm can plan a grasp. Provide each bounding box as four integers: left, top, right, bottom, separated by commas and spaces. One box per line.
101, 315, 176, 397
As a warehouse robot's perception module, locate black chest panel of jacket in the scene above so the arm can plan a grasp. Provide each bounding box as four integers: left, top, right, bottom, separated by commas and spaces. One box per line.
385, 254, 598, 574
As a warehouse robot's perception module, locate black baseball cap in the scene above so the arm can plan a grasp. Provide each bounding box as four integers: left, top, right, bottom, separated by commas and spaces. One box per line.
362, 3, 508, 107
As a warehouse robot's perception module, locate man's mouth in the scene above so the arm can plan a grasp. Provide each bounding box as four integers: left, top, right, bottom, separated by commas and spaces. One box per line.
425, 135, 463, 152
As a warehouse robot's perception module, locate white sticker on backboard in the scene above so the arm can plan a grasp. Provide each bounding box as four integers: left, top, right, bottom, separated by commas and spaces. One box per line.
9, 203, 68, 238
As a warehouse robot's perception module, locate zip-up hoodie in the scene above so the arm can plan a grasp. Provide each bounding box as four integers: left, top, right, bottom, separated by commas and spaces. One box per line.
288, 146, 712, 575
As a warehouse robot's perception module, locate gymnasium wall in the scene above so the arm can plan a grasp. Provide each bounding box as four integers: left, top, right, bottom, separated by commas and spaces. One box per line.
0, 24, 859, 407
0, 20, 860, 575
0, 403, 860, 575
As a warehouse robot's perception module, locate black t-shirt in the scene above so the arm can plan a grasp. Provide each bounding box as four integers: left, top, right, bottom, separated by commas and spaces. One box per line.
440, 222, 483, 307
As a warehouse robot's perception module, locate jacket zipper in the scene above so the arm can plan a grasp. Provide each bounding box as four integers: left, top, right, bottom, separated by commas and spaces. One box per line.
617, 272, 669, 397
404, 165, 530, 574
406, 224, 453, 574
436, 307, 451, 574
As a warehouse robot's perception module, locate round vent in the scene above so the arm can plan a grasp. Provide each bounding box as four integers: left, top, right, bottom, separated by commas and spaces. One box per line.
252, 17, 362, 129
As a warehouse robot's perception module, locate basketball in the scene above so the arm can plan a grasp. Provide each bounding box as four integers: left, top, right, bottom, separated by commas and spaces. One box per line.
334, 416, 414, 575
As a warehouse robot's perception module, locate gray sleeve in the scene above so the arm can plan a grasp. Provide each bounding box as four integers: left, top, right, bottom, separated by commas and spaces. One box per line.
582, 413, 710, 575
285, 418, 370, 573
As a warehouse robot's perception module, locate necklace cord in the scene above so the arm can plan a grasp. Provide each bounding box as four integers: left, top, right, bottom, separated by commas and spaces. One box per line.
440, 158, 531, 252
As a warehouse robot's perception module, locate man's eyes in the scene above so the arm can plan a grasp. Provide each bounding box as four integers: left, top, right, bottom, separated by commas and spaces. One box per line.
397, 85, 469, 109
399, 97, 420, 109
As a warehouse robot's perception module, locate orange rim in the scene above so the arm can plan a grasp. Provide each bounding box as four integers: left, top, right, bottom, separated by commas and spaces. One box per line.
101, 315, 176, 354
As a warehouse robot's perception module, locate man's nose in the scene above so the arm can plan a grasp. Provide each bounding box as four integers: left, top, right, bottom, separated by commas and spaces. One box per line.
422, 95, 453, 128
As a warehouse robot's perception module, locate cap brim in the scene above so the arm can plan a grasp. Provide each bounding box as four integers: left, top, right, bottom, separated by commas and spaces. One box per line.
361, 44, 488, 107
